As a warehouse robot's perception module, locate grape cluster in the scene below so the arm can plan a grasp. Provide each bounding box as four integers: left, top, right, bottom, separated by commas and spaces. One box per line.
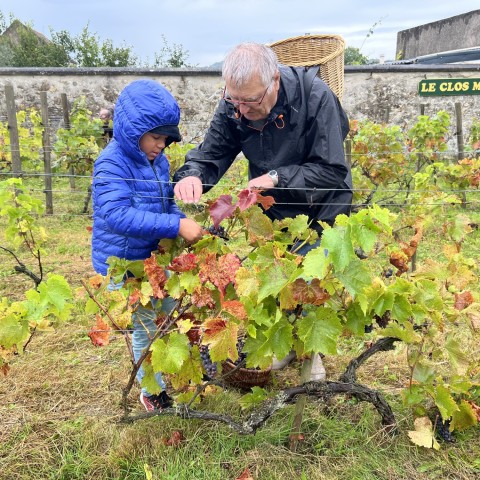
207, 225, 229, 241
434, 416, 455, 443
199, 345, 217, 378
231, 337, 247, 366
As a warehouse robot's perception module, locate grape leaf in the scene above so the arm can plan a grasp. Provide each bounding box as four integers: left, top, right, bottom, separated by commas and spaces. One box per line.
257, 258, 299, 302
241, 206, 275, 244
335, 258, 373, 297
434, 384, 460, 421
301, 245, 330, 281
297, 308, 342, 355
199, 253, 241, 294
450, 400, 478, 431
151, 332, 190, 374
237, 188, 258, 211
265, 317, 293, 361
168, 253, 198, 272
321, 226, 356, 272
407, 417, 440, 449
202, 317, 239, 363
144, 255, 168, 299
87, 314, 110, 347
208, 194, 237, 227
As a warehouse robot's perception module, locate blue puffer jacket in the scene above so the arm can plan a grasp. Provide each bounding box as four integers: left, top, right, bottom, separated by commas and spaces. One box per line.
91, 80, 185, 275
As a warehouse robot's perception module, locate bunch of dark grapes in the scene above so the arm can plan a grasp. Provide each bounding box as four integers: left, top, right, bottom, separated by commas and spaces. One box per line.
434, 416, 455, 443
231, 337, 247, 366
207, 225, 229, 241
199, 345, 217, 378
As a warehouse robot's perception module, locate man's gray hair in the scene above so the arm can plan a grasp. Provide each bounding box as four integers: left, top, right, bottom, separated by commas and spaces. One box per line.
222, 42, 278, 89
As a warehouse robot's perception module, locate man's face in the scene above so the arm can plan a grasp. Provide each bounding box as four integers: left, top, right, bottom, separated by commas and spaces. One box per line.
224, 74, 280, 121
139, 132, 168, 161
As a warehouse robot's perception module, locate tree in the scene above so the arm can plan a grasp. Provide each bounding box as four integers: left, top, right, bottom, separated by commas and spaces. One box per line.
0, 12, 191, 68
344, 46, 369, 65
152, 34, 194, 68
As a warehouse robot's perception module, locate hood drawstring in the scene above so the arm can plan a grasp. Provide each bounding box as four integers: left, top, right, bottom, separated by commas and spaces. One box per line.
274, 114, 285, 129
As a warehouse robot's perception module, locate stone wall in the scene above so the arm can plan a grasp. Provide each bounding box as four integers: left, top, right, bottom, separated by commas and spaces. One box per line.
396, 10, 480, 59
1, 64, 480, 144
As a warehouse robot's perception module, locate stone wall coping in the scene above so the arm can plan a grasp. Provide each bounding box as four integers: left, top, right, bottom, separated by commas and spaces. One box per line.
1, 63, 480, 77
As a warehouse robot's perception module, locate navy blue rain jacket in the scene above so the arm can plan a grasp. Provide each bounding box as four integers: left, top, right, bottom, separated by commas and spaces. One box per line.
91, 79, 185, 275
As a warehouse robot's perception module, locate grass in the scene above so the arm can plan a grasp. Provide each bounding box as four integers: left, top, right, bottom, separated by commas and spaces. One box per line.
1, 176, 480, 480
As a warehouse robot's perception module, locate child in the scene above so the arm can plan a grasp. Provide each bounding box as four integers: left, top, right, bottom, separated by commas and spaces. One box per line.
91, 79, 203, 411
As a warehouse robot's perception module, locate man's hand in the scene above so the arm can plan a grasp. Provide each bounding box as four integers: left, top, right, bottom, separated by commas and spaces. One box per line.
248, 174, 276, 189
178, 218, 204, 244
174, 176, 203, 203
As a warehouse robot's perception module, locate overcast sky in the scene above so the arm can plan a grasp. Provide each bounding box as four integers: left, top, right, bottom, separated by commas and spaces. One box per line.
1, 1, 478, 66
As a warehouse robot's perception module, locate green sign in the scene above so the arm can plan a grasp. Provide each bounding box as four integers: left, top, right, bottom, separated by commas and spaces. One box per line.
419, 79, 480, 96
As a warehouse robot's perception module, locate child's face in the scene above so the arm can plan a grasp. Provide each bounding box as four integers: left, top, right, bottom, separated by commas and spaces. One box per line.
139, 133, 169, 160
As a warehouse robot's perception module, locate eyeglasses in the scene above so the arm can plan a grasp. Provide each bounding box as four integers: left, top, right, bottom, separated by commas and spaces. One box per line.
222, 80, 273, 107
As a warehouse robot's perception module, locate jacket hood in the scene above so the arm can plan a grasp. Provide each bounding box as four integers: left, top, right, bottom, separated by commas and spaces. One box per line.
113, 79, 180, 161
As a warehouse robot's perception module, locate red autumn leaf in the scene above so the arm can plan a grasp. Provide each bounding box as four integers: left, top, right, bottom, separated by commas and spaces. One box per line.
236, 467, 254, 480
203, 317, 228, 337
222, 300, 247, 320
128, 288, 142, 306
168, 253, 198, 272
88, 314, 110, 347
86, 225, 93, 232
454, 291, 474, 310
256, 192, 275, 211
208, 194, 237, 227
191, 285, 216, 309
88, 273, 104, 289
389, 251, 409, 275
144, 254, 168, 299
237, 188, 258, 211
199, 253, 241, 294
291, 278, 331, 306
162, 430, 185, 446
467, 401, 480, 421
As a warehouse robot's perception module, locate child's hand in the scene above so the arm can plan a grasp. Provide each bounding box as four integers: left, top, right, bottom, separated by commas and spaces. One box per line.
178, 218, 204, 244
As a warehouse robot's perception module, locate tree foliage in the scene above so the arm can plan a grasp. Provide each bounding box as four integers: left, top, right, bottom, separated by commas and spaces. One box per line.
344, 46, 370, 65
0, 12, 191, 67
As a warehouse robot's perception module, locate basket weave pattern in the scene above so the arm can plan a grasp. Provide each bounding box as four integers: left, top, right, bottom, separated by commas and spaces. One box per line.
269, 34, 345, 100
221, 360, 272, 389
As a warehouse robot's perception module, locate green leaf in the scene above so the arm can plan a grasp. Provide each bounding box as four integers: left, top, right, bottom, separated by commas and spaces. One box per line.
321, 226, 356, 272
265, 316, 293, 361
238, 386, 269, 410
444, 337, 471, 375
450, 400, 478, 431
0, 309, 29, 350
390, 295, 412, 323
336, 259, 373, 297
434, 383, 460, 420
150, 332, 190, 374
412, 361, 435, 384
381, 322, 422, 343
140, 359, 162, 395
257, 258, 299, 302
297, 307, 342, 355
301, 246, 330, 281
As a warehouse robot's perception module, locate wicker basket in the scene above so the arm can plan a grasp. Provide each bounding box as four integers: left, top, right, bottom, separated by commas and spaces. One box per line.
221, 360, 272, 390
269, 34, 345, 100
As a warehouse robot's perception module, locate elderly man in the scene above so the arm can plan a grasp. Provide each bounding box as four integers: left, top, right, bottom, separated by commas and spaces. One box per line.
173, 42, 353, 378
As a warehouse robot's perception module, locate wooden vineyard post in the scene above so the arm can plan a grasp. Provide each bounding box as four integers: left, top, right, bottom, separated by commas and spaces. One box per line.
61, 93, 76, 190
455, 102, 467, 208
40, 91, 53, 214
4, 85, 22, 176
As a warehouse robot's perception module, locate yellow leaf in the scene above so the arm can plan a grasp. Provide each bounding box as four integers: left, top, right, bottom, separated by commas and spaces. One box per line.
407, 417, 440, 450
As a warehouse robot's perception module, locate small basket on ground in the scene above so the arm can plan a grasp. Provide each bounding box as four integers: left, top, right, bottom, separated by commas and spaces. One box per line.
221, 360, 272, 390
269, 34, 345, 100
